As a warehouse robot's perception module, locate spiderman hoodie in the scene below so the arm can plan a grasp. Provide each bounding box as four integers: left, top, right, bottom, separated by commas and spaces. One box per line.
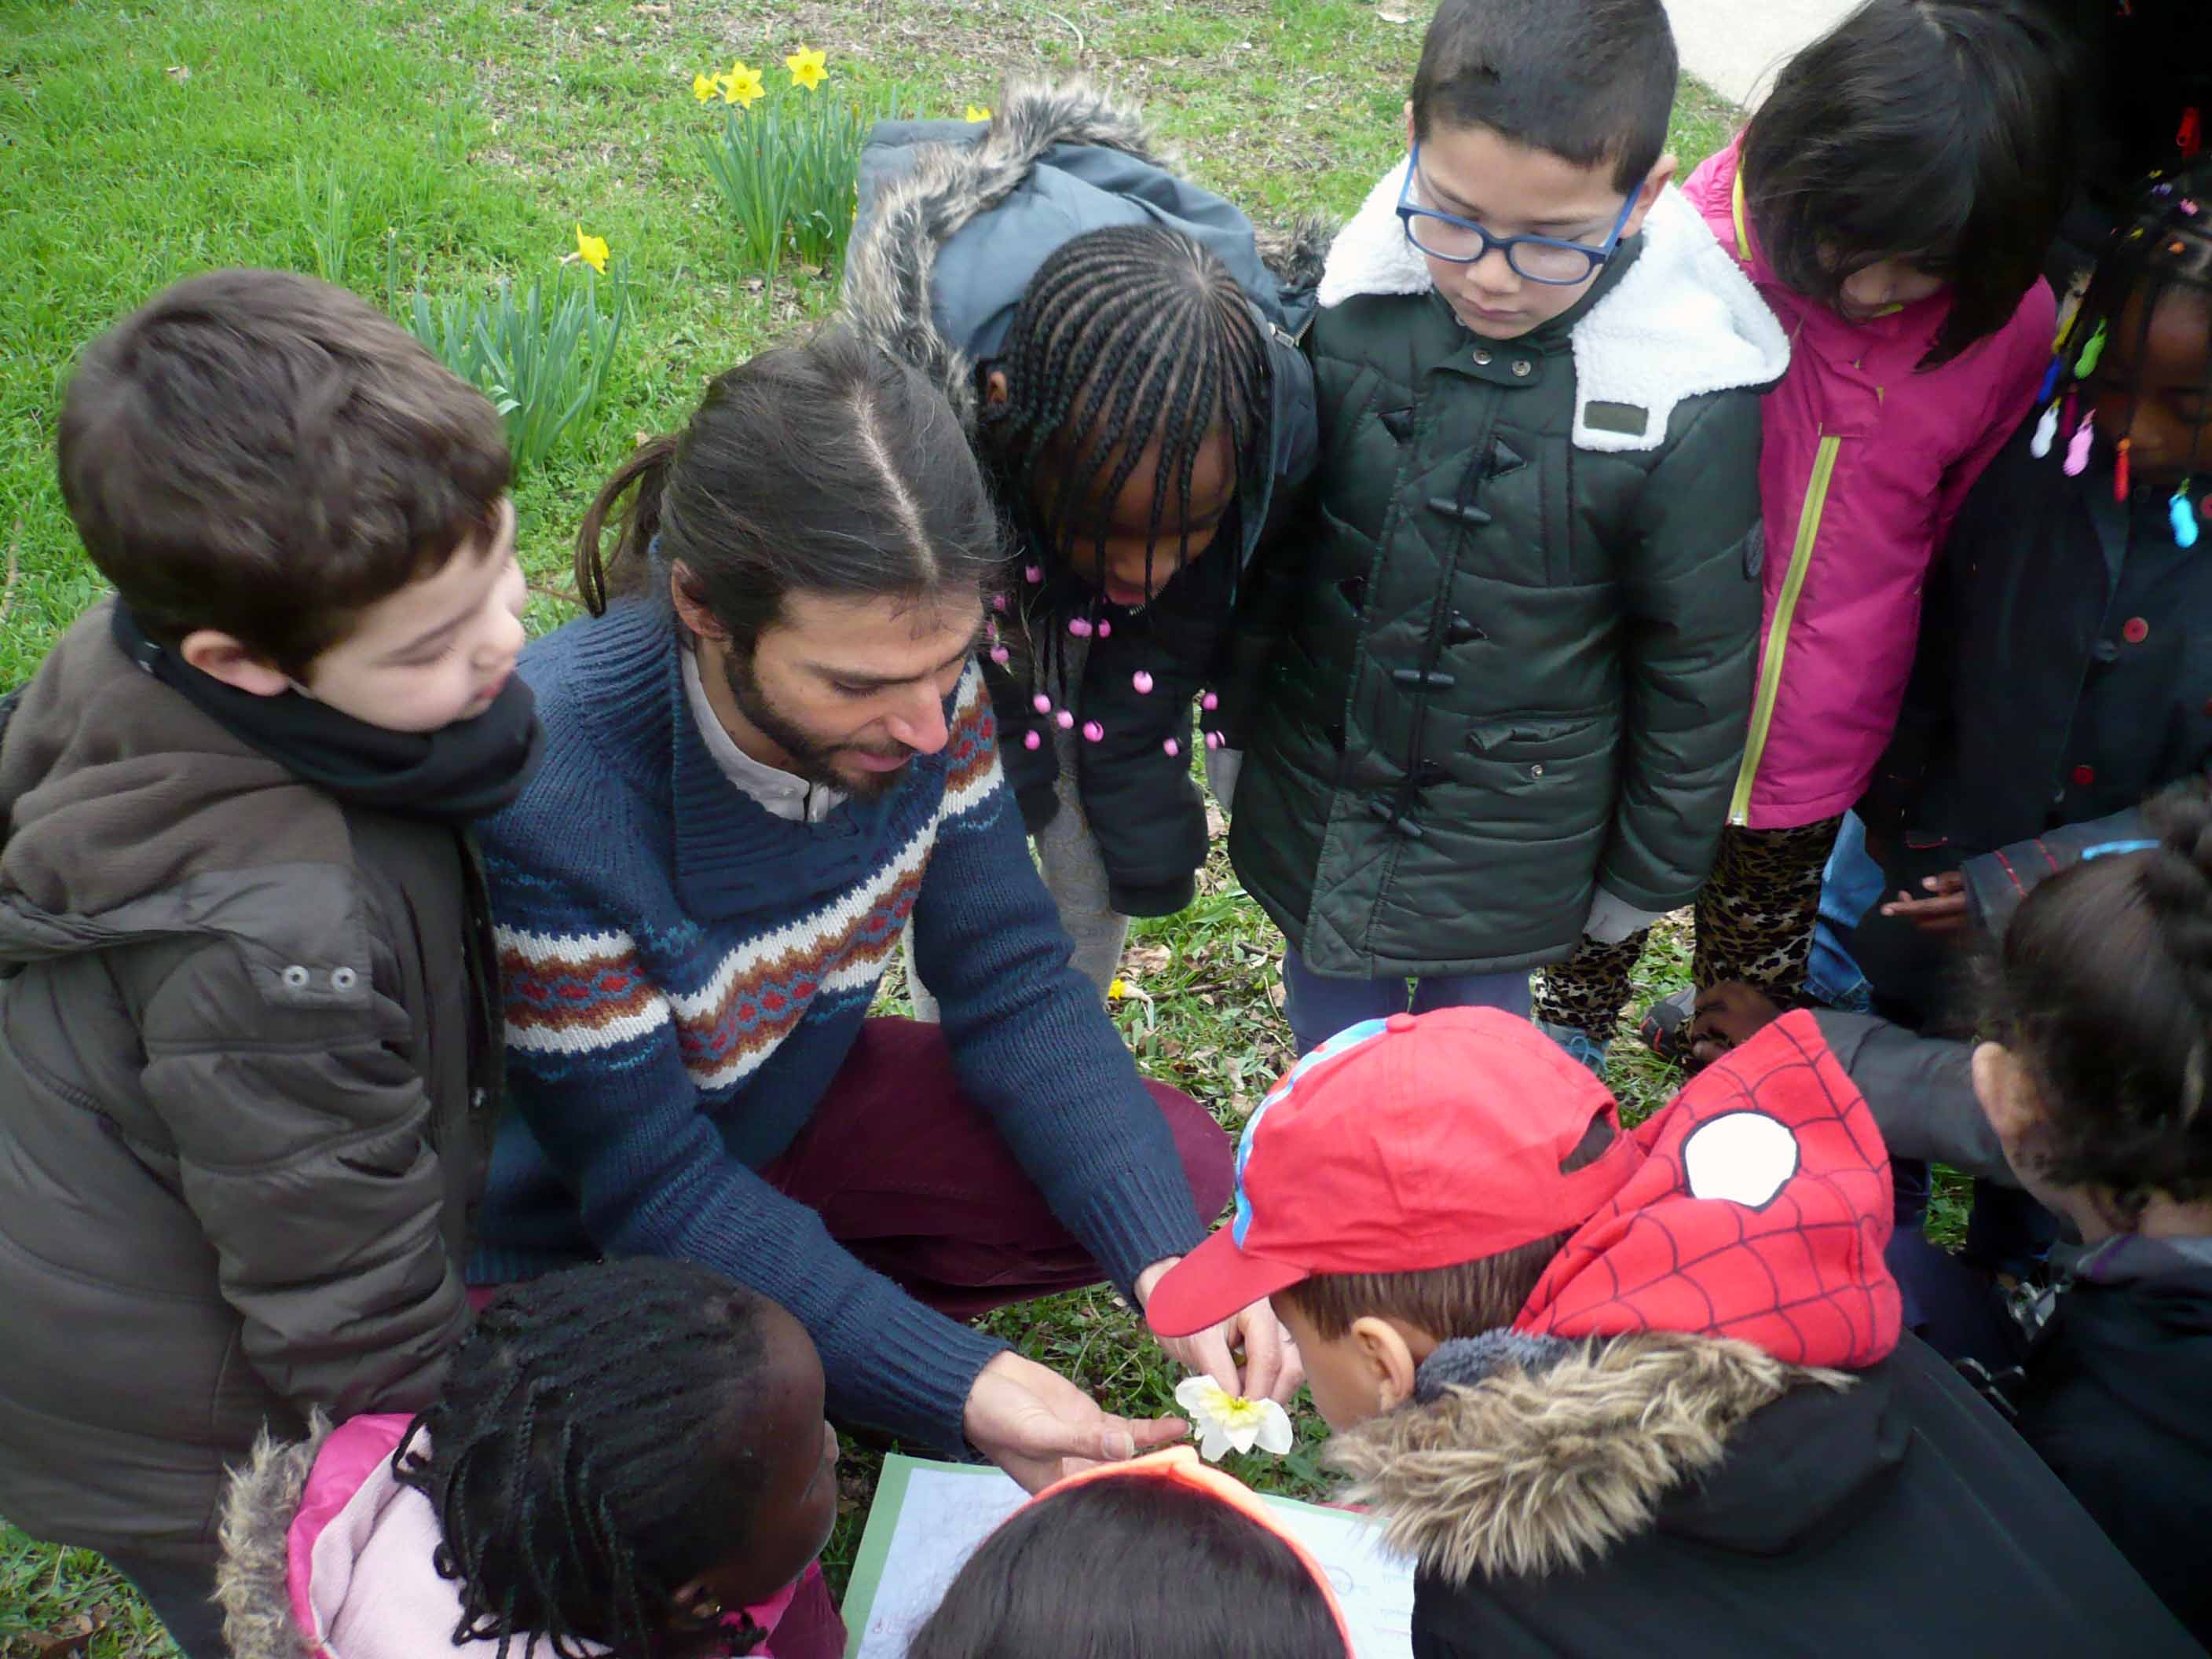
1329, 1016, 2198, 1659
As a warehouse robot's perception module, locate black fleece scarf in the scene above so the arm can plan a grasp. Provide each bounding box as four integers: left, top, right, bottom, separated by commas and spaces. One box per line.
112, 603, 544, 824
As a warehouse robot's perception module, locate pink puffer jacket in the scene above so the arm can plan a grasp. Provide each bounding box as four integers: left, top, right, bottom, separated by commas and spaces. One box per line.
215, 1414, 818, 1659
1682, 137, 2056, 830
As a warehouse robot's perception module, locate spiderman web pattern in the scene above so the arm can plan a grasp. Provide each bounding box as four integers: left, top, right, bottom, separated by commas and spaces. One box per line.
1520, 1014, 1903, 1370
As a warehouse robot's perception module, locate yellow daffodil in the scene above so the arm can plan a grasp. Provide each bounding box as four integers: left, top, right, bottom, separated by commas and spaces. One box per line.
964, 104, 994, 123
1174, 1377, 1295, 1463
785, 45, 827, 91
692, 70, 719, 102
573, 225, 610, 275
720, 60, 764, 109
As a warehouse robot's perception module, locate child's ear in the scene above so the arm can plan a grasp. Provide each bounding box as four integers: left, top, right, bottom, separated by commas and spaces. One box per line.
1348, 1316, 1423, 1414
667, 1578, 725, 1626
1621, 152, 1679, 241
179, 630, 291, 698
982, 369, 1010, 411
1403, 100, 1416, 152
1972, 1041, 2042, 1158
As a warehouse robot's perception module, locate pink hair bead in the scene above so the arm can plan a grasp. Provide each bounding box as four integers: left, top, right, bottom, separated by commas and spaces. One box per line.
1132, 670, 1154, 694
1097, 620, 1111, 639
1023, 730, 1042, 750
1024, 565, 1043, 584
1068, 617, 1094, 638
1163, 738, 1181, 757
1032, 693, 1052, 715
1205, 731, 1224, 751
1056, 709, 1075, 730
1082, 720, 1104, 742
989, 645, 1011, 666
991, 593, 1008, 612
1201, 691, 1219, 712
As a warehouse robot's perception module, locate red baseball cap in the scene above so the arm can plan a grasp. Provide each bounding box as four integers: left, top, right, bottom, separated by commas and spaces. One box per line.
1146, 1007, 1643, 1339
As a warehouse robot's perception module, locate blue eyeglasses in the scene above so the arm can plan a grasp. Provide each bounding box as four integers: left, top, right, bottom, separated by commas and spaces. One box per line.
1396, 141, 1639, 285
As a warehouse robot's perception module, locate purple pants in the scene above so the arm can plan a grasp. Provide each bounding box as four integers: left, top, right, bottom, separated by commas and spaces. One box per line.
759, 1017, 1235, 1318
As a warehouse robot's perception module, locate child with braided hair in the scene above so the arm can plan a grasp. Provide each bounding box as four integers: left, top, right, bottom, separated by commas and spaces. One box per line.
844, 81, 1320, 1004
214, 1259, 844, 1659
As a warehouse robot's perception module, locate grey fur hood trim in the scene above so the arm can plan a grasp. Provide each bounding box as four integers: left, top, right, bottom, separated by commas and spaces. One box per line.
216, 1415, 334, 1659
843, 79, 1163, 425
1328, 1332, 1848, 1585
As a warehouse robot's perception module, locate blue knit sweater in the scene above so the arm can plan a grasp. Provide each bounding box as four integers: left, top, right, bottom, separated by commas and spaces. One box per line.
473, 602, 1204, 1450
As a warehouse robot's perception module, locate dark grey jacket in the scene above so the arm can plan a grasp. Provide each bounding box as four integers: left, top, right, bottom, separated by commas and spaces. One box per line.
844, 80, 1325, 914
0, 603, 499, 1558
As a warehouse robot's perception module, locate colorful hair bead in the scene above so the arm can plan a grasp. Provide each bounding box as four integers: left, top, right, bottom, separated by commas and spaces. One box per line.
1096, 620, 1111, 639
2030, 401, 2060, 460
2075, 320, 2108, 378
1024, 729, 1042, 750
2064, 412, 2097, 477
2115, 437, 2133, 501
1055, 709, 1075, 731
1068, 617, 1094, 638
1024, 565, 1043, 584
1082, 720, 1104, 742
2172, 485, 2201, 548
989, 644, 1011, 666
1032, 692, 1052, 715
1204, 730, 1224, 751
1200, 691, 1219, 712
1162, 738, 1181, 757
991, 593, 1008, 612
1132, 670, 1154, 694
2034, 357, 2063, 404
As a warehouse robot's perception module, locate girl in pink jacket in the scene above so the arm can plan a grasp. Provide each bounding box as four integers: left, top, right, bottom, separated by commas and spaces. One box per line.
214, 1261, 844, 1659
1536, 0, 2077, 1067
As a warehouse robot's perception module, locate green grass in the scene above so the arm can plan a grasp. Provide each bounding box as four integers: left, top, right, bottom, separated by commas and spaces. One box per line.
0, 0, 1752, 1649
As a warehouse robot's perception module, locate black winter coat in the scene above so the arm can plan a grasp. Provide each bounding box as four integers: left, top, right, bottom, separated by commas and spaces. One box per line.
1345, 1330, 2198, 1658
1855, 424, 2212, 1023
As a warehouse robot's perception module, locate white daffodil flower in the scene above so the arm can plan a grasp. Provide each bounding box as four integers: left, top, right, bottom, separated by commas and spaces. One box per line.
1174, 1375, 1295, 1463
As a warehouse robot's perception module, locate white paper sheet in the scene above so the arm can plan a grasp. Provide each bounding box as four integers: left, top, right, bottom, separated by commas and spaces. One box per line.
840, 1456, 1415, 1658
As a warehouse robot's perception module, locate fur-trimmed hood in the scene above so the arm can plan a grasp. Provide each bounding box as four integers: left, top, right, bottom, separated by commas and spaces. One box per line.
843, 79, 1324, 558
1330, 1331, 1853, 1584
1318, 156, 1789, 453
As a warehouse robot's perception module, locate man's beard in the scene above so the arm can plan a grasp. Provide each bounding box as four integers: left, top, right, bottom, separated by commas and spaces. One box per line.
720, 650, 914, 802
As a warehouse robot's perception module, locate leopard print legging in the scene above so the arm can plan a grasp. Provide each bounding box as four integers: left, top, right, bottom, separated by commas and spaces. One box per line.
1533, 816, 1845, 1043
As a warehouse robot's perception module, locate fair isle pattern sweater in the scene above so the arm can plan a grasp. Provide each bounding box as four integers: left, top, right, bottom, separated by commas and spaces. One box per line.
473, 602, 1204, 1451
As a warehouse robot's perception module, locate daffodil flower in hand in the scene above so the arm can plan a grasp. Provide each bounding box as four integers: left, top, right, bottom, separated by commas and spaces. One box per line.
964, 104, 993, 123
1174, 1376, 1295, 1463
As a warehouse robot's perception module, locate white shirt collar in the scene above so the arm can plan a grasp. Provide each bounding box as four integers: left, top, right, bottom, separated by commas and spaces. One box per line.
679, 648, 847, 824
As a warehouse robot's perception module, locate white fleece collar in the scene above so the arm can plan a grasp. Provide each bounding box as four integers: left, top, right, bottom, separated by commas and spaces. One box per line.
1318, 156, 1789, 453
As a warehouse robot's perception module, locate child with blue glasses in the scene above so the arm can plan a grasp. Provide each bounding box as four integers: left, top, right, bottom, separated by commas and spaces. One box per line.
1225, 0, 1786, 1055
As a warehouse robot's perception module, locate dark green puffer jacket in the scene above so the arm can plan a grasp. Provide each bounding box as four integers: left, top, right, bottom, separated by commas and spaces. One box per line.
1231, 170, 1788, 977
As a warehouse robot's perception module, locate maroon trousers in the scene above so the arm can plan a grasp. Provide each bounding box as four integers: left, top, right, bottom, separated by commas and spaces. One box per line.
760, 1017, 1236, 1319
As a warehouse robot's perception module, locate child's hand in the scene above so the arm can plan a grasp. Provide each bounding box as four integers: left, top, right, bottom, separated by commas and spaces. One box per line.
1688, 982, 1784, 1070
964, 1351, 1187, 1494
1880, 870, 1970, 937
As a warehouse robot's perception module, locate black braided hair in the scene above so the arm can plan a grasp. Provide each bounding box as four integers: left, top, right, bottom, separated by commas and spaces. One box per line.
981, 222, 1272, 605
394, 1260, 778, 1659
1982, 779, 2212, 1221
2040, 159, 2212, 505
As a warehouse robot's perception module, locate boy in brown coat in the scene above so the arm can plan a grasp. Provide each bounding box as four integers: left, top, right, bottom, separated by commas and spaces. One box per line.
0, 270, 538, 1656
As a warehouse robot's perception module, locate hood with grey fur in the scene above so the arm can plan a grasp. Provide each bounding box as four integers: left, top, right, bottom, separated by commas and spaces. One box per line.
1330, 1330, 1848, 1584
844, 78, 1327, 562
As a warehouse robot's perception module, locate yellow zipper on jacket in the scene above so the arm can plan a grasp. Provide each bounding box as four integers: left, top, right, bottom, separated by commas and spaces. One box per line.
1729, 431, 1840, 825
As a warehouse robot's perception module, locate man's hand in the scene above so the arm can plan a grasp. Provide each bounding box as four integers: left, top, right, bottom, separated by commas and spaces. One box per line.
1880, 870, 1970, 937
962, 1351, 1186, 1494
1134, 1259, 1305, 1405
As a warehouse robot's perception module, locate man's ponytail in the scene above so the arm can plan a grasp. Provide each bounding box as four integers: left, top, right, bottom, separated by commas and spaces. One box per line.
574, 435, 680, 617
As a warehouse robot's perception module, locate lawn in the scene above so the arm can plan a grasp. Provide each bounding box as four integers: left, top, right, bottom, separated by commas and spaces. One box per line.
0, 0, 1767, 1650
